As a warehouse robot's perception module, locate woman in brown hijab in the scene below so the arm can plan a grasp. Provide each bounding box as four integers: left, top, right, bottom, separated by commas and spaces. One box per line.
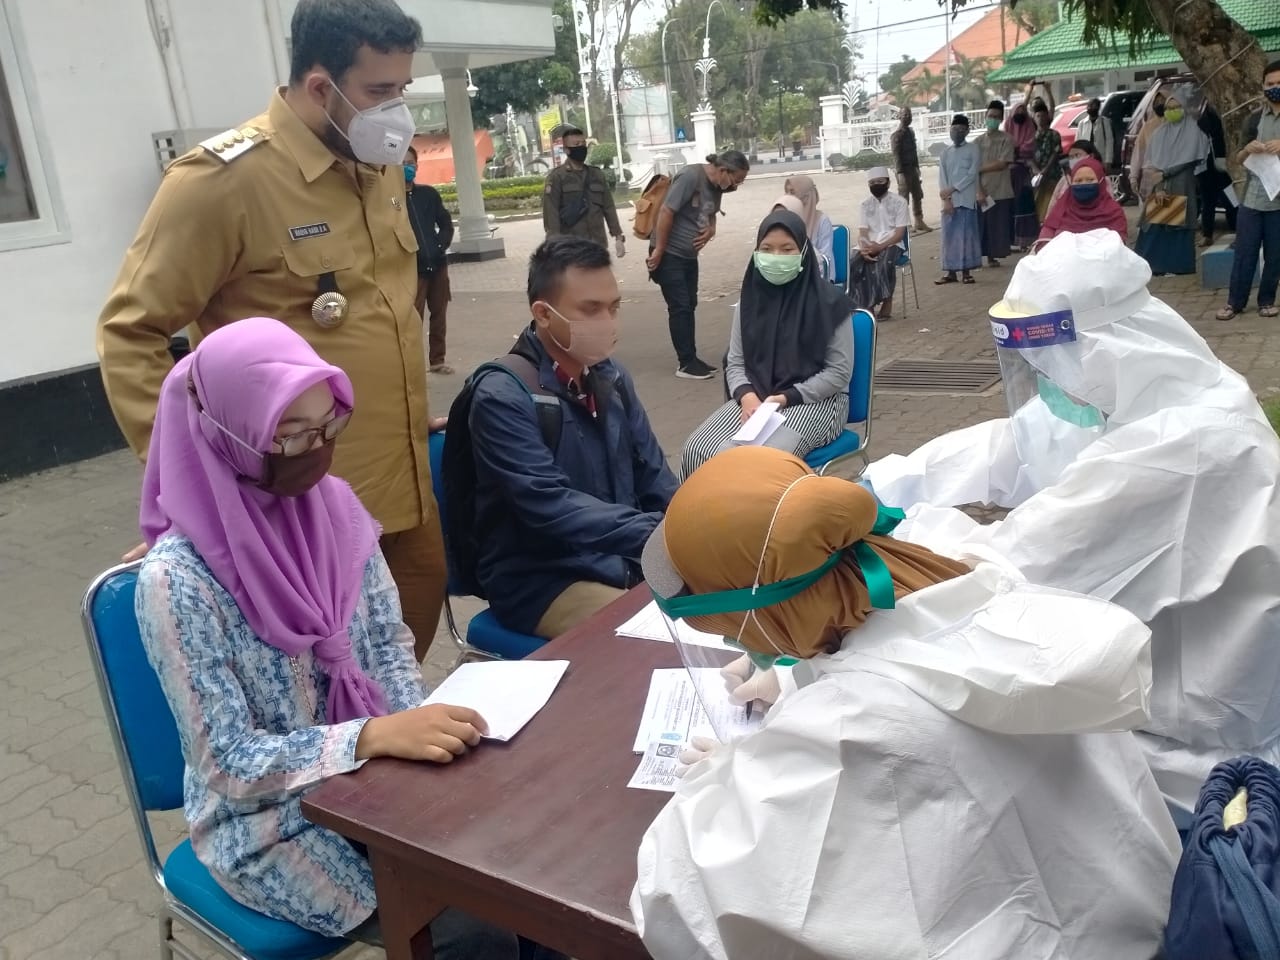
634, 444, 1179, 960
648, 445, 969, 661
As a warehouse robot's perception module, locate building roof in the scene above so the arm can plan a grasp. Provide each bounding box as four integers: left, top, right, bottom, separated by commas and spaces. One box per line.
987, 0, 1280, 82
901, 8, 1024, 86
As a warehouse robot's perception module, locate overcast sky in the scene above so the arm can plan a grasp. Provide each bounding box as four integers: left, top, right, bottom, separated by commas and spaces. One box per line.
627, 0, 991, 88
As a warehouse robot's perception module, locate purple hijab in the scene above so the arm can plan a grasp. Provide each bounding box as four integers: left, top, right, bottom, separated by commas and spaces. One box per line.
141, 317, 388, 723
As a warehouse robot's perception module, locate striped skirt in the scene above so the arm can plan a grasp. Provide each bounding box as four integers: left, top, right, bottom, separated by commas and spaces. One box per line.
680, 393, 850, 481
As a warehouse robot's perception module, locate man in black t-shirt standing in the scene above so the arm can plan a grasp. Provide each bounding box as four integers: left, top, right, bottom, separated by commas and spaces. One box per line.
645, 150, 749, 380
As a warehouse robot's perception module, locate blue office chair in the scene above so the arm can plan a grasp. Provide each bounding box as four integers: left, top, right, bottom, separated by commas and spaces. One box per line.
804, 308, 877, 478
831, 224, 850, 291
428, 431, 547, 666
896, 228, 920, 316
81, 562, 348, 960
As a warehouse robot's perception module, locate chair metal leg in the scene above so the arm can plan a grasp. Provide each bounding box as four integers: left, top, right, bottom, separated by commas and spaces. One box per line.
443, 595, 465, 651
910, 264, 920, 309
158, 912, 174, 960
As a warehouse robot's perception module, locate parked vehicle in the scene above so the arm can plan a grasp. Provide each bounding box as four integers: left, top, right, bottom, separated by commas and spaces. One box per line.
1052, 99, 1089, 153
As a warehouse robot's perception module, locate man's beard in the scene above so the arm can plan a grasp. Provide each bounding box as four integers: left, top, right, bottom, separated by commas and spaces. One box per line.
319, 93, 360, 162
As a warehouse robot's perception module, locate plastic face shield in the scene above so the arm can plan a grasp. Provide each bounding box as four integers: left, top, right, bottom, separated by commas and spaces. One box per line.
991, 303, 1107, 491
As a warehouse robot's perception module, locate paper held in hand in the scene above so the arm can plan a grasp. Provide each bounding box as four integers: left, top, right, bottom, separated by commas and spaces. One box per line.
626, 668, 762, 792
1244, 153, 1280, 202
421, 659, 569, 742
732, 400, 786, 446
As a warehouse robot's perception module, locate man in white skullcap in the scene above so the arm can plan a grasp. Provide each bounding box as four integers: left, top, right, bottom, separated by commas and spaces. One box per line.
866, 228, 1280, 824
849, 164, 911, 319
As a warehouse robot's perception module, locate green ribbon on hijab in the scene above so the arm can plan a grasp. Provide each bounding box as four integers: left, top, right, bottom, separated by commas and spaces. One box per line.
654, 504, 906, 621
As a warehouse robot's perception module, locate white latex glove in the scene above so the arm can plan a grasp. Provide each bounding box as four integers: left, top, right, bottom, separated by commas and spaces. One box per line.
614, 235, 626, 259
675, 735, 719, 778
720, 654, 782, 708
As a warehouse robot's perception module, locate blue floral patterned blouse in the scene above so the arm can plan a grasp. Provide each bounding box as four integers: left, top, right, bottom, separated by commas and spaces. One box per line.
136, 534, 427, 936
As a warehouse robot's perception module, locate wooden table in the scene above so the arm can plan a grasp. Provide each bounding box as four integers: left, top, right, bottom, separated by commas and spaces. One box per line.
302, 587, 678, 960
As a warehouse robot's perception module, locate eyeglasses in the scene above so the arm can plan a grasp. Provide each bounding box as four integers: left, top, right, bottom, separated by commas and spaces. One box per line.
188, 374, 352, 458
272, 403, 353, 457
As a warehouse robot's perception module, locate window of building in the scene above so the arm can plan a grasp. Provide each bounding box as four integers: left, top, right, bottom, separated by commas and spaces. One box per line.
0, 1, 67, 250
0, 58, 38, 225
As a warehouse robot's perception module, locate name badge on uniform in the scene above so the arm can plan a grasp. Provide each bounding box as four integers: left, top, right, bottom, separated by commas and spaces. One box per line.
289, 222, 331, 241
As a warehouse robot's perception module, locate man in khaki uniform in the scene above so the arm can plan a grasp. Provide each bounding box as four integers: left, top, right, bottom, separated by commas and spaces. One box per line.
97, 0, 446, 660
542, 127, 626, 258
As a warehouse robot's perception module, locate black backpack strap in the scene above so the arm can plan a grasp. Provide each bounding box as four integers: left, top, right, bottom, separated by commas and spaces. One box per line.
474, 353, 563, 452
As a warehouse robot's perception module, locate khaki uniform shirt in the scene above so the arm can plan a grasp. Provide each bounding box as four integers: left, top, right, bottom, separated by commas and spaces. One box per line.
976, 131, 1016, 201
541, 162, 621, 248
97, 91, 431, 533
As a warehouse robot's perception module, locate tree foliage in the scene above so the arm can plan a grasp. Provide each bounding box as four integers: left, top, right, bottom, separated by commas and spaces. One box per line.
628, 0, 850, 152
468, 0, 579, 125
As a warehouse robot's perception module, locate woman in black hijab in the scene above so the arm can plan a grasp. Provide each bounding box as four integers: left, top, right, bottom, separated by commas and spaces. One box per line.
680, 209, 855, 479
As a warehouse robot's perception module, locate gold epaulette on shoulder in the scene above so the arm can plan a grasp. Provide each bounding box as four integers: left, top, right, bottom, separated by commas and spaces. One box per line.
199, 126, 268, 163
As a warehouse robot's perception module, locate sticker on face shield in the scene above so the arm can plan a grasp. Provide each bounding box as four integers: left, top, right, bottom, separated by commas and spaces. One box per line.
990, 310, 1076, 349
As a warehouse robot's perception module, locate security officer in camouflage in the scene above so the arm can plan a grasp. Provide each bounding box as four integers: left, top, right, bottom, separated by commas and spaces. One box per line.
542, 127, 625, 258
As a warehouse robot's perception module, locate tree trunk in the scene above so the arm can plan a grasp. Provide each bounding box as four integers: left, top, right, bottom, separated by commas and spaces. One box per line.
1145, 0, 1267, 187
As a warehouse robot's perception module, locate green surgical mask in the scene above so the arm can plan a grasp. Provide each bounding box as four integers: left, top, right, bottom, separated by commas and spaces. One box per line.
1164, 108, 1184, 123
754, 250, 805, 285
986, 118, 1000, 131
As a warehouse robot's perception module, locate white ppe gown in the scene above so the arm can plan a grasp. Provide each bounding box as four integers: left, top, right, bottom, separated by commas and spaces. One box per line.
632, 561, 1181, 960
864, 231, 1280, 819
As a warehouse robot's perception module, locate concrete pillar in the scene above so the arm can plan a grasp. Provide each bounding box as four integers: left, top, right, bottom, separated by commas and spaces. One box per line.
819, 94, 844, 127
439, 57, 504, 261
691, 108, 717, 163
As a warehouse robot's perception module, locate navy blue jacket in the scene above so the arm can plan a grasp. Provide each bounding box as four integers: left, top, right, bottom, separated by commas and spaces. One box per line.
469, 328, 678, 634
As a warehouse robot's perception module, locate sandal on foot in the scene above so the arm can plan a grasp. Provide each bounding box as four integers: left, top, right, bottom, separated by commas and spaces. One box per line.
1216, 306, 1240, 322
962, 275, 976, 284
934, 276, 958, 285
429, 363, 456, 374
1261, 305, 1279, 318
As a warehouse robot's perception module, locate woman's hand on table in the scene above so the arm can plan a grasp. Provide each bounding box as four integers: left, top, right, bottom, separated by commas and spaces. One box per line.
356, 704, 488, 764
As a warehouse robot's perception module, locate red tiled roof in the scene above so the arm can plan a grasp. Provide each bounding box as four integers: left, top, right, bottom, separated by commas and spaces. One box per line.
900, 7, 1024, 85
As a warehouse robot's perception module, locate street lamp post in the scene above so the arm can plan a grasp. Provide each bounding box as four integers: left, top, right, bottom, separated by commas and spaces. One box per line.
693, 0, 724, 111
661, 18, 681, 143
571, 0, 594, 138
773, 81, 785, 159
609, 56, 627, 186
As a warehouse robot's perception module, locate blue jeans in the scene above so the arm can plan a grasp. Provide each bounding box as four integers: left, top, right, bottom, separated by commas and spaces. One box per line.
1228, 205, 1280, 311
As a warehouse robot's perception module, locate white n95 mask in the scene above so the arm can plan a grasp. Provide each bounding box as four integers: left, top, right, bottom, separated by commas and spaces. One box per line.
328, 85, 416, 166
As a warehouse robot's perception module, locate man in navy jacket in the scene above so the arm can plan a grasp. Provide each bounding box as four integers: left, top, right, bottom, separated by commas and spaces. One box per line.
470, 237, 679, 637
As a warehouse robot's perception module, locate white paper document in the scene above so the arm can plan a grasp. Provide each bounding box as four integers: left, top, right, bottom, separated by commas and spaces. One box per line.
627, 669, 763, 792
630, 668, 761, 754
1245, 153, 1280, 201
732, 400, 786, 446
615, 600, 729, 650
627, 739, 686, 792
980, 195, 996, 212
1224, 183, 1240, 208
422, 659, 569, 742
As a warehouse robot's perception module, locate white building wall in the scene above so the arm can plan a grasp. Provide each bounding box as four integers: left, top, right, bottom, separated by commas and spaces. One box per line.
0, 0, 283, 385
1, 0, 178, 384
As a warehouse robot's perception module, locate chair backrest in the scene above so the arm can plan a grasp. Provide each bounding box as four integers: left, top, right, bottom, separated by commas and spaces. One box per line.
82, 561, 185, 885
428, 431, 466, 596
832, 224, 849, 285
897, 227, 912, 267
848, 308, 877, 431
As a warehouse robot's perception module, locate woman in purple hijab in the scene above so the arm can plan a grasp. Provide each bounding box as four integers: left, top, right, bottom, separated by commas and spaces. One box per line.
135, 317, 560, 956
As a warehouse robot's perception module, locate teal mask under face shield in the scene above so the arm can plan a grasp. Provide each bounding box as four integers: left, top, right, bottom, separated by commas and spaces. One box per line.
991, 302, 1108, 490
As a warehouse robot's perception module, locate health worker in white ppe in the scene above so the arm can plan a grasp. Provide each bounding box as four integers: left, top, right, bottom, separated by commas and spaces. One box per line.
632, 445, 1180, 960
864, 228, 1280, 822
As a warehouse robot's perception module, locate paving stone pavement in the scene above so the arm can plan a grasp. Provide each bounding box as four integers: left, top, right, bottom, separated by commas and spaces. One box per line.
3, 168, 1279, 958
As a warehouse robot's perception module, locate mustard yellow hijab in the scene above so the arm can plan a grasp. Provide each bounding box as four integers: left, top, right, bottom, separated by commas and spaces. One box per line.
663, 447, 970, 658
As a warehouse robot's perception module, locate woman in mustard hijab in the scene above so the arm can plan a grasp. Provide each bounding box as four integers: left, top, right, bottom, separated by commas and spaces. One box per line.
632, 445, 1180, 960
